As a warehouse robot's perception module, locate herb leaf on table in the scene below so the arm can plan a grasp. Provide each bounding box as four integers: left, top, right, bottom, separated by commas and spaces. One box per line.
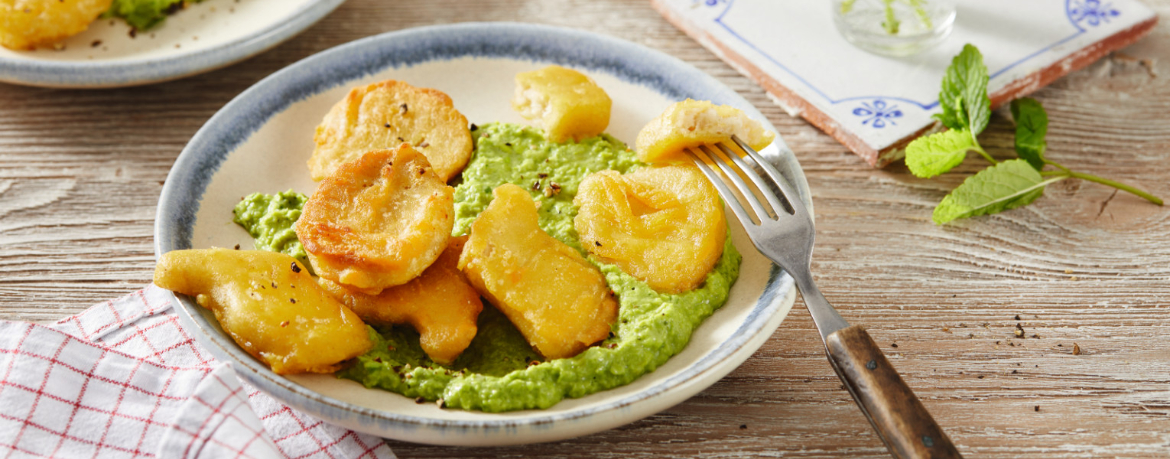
932, 160, 1060, 224
905, 44, 1162, 224
1010, 97, 1048, 171
934, 44, 991, 136
905, 128, 975, 178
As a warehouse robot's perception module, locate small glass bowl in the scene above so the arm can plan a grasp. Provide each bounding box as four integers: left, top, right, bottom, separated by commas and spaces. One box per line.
831, 0, 957, 57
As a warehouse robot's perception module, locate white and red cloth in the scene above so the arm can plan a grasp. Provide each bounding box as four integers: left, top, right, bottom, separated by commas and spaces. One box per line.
0, 286, 396, 459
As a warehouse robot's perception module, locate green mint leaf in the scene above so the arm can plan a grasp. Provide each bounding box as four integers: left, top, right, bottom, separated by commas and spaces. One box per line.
1010, 98, 1048, 171
932, 159, 1060, 224
905, 129, 975, 178
935, 44, 991, 135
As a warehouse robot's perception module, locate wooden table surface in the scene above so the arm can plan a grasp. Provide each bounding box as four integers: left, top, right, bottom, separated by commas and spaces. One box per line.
2, 1, 1169, 457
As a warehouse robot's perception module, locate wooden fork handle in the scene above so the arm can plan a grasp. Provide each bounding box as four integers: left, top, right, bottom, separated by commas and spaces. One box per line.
826, 325, 963, 459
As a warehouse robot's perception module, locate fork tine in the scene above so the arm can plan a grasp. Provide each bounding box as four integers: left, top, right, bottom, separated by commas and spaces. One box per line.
685, 149, 757, 226
696, 144, 775, 222
730, 135, 807, 217
712, 142, 790, 216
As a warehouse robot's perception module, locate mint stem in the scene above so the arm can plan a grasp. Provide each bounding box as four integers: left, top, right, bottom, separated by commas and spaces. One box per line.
1066, 171, 1164, 206
1044, 160, 1163, 205
971, 143, 997, 165
882, 0, 900, 34
900, 0, 933, 29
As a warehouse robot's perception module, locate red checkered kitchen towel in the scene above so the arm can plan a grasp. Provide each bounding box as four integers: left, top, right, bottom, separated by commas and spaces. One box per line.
0, 285, 396, 459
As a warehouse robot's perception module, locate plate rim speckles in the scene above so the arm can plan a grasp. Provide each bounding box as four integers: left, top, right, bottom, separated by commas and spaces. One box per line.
0, 0, 345, 88
154, 22, 809, 446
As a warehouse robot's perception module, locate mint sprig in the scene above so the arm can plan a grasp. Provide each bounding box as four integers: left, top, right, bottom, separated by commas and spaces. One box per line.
906, 44, 1162, 224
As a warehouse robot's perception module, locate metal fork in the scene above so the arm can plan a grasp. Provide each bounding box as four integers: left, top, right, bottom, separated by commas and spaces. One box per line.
688, 136, 962, 459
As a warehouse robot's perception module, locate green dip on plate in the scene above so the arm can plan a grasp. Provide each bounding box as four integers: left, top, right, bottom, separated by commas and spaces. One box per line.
235, 122, 741, 412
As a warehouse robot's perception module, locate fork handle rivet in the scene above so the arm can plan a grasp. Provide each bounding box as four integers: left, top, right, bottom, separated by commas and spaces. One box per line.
865, 359, 877, 370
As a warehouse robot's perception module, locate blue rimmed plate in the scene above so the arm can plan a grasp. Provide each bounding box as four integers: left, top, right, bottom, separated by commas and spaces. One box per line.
0, 0, 345, 88
154, 22, 808, 446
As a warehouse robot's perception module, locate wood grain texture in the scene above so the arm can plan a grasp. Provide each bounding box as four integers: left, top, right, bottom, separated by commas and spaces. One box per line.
1, 0, 1168, 457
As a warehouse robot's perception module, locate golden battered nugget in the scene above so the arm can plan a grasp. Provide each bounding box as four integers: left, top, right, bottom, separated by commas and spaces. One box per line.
297, 145, 455, 295
575, 164, 726, 293
459, 184, 618, 360
154, 249, 372, 375
318, 236, 481, 365
635, 99, 775, 163
309, 80, 473, 182
0, 0, 112, 50
512, 65, 611, 143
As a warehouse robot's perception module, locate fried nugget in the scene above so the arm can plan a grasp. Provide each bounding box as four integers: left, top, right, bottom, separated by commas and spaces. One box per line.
154, 249, 372, 375
296, 145, 454, 295
0, 0, 112, 50
318, 236, 481, 365
575, 164, 726, 293
635, 99, 775, 163
309, 80, 473, 182
459, 184, 618, 360
512, 65, 611, 143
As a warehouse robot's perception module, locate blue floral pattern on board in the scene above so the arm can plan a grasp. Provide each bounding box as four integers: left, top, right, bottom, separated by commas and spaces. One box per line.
1069, 0, 1120, 27
853, 99, 902, 129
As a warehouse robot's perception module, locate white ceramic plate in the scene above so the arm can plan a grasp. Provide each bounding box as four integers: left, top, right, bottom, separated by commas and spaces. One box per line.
0, 0, 344, 88
154, 23, 809, 446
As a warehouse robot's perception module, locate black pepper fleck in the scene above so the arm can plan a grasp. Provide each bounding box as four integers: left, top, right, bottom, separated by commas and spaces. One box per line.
291, 262, 301, 273
891, 343, 898, 348
400, 103, 408, 114
290, 299, 296, 304
234, 244, 240, 250
469, 123, 478, 131
1034, 405, 1040, 412
415, 397, 426, 404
